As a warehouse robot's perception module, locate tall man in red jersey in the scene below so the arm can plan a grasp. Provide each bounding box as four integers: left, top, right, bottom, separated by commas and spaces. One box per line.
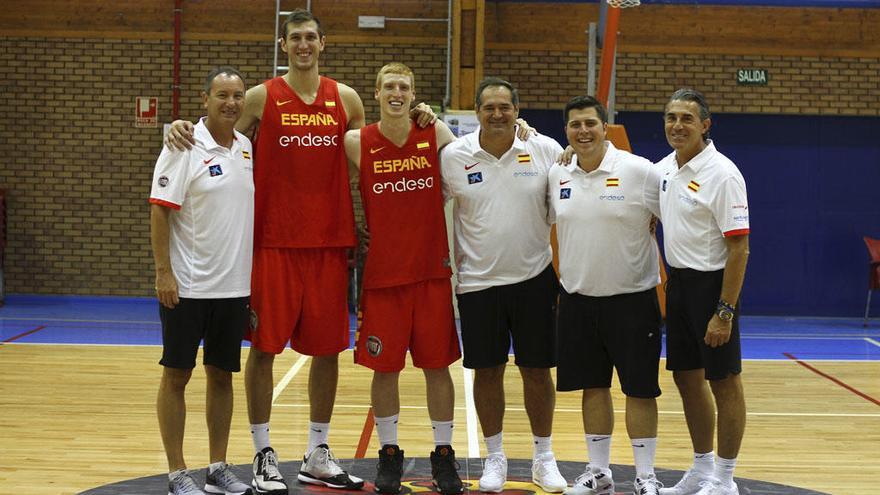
343, 63, 463, 495
167, 10, 432, 495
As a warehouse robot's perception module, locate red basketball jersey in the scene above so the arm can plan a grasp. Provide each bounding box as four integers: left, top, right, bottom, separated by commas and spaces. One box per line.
359, 122, 452, 289
253, 76, 356, 248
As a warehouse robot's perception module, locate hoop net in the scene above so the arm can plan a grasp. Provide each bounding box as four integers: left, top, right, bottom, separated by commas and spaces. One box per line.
606, 0, 640, 8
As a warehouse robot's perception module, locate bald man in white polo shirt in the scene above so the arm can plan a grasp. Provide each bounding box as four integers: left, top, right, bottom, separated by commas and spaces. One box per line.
657, 89, 749, 495
440, 77, 567, 494
550, 95, 664, 495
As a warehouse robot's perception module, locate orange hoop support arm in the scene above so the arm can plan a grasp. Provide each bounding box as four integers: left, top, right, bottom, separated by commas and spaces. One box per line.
596, 5, 621, 108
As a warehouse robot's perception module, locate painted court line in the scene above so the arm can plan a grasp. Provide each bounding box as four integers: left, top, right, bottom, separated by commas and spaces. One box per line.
462, 367, 481, 459
2, 325, 47, 344
0, 316, 159, 324
866, 337, 880, 348
784, 352, 880, 406
272, 355, 310, 404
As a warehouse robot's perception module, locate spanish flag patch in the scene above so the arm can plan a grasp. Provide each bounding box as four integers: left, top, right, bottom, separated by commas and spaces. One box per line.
606, 177, 620, 187
325, 100, 336, 107
417, 141, 430, 150
688, 180, 700, 192
242, 151, 251, 160
517, 153, 531, 163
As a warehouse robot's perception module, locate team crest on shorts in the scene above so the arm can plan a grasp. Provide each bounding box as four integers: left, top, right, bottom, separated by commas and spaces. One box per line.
366, 335, 383, 357
249, 308, 259, 332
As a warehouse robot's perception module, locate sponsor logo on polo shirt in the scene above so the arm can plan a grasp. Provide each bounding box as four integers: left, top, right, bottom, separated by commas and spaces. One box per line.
208, 164, 223, 177
158, 176, 169, 187
734, 215, 749, 222
678, 193, 698, 206
560, 188, 571, 199
468, 172, 483, 184
599, 194, 624, 201
464, 162, 479, 170
513, 171, 540, 177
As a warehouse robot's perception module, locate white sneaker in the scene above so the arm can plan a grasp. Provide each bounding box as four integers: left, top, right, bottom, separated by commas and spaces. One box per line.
634, 475, 662, 495
695, 480, 739, 495
659, 469, 713, 495
298, 444, 365, 489
169, 471, 207, 495
479, 454, 507, 493
531, 453, 567, 493
251, 447, 287, 495
563, 468, 613, 495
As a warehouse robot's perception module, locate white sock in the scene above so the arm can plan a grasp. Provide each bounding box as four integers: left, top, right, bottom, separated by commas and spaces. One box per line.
169, 469, 186, 481
307, 421, 330, 453
714, 455, 737, 486
585, 434, 612, 471
630, 437, 657, 479
432, 420, 454, 446
375, 414, 399, 447
533, 435, 552, 458
484, 431, 504, 457
693, 451, 715, 475
250, 422, 271, 453
208, 461, 226, 474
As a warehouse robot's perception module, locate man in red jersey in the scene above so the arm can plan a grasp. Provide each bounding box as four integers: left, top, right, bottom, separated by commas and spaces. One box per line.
343, 63, 462, 495
166, 10, 435, 495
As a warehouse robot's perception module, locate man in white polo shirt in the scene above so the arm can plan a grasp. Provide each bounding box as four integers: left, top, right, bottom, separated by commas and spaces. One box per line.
657, 89, 749, 495
150, 67, 254, 495
550, 95, 664, 495
440, 77, 566, 494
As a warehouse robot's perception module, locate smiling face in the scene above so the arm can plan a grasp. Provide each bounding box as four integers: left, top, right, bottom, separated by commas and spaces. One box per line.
664, 99, 711, 163
375, 72, 414, 119
565, 106, 607, 167
476, 85, 519, 139
281, 20, 325, 72
202, 73, 245, 126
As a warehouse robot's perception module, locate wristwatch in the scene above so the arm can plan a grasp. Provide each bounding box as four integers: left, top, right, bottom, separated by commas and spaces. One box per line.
716, 300, 735, 322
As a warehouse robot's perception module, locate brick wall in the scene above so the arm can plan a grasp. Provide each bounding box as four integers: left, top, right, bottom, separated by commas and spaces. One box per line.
1, 35, 877, 295
486, 50, 880, 115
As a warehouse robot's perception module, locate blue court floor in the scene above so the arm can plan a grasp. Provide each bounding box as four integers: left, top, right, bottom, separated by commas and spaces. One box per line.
1, 295, 879, 361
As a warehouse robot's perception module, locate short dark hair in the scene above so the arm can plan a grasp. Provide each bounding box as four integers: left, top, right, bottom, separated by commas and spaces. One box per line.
475, 77, 519, 108
281, 8, 324, 39
203, 66, 245, 94
666, 88, 711, 142
563, 95, 608, 124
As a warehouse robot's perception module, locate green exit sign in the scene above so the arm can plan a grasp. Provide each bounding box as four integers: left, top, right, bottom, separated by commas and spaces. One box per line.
737, 69, 769, 86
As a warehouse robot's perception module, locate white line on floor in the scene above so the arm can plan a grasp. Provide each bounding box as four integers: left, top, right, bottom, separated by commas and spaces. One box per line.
273, 355, 310, 404
865, 337, 880, 348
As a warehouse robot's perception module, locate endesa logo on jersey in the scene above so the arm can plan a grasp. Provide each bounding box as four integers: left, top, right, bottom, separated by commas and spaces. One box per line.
278, 134, 339, 147
372, 176, 435, 194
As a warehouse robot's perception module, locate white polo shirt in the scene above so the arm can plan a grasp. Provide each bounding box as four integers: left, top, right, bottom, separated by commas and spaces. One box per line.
657, 140, 749, 271
441, 128, 562, 294
149, 118, 255, 298
549, 142, 662, 297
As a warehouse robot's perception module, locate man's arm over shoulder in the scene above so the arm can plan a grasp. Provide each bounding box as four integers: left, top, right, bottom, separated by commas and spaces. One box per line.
339, 83, 366, 131
236, 84, 267, 136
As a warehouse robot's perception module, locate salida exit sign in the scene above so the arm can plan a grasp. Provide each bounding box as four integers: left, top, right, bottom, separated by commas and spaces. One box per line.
737, 69, 769, 86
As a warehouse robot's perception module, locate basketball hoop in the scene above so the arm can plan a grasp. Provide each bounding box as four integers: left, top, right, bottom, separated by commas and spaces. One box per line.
606, 0, 640, 8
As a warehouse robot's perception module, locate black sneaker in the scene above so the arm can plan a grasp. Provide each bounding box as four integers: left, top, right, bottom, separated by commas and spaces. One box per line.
429, 445, 463, 495
374, 444, 404, 494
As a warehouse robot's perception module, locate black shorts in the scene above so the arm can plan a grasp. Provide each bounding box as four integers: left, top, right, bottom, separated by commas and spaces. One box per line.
159, 297, 249, 372
556, 288, 662, 398
456, 264, 558, 369
664, 267, 741, 381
